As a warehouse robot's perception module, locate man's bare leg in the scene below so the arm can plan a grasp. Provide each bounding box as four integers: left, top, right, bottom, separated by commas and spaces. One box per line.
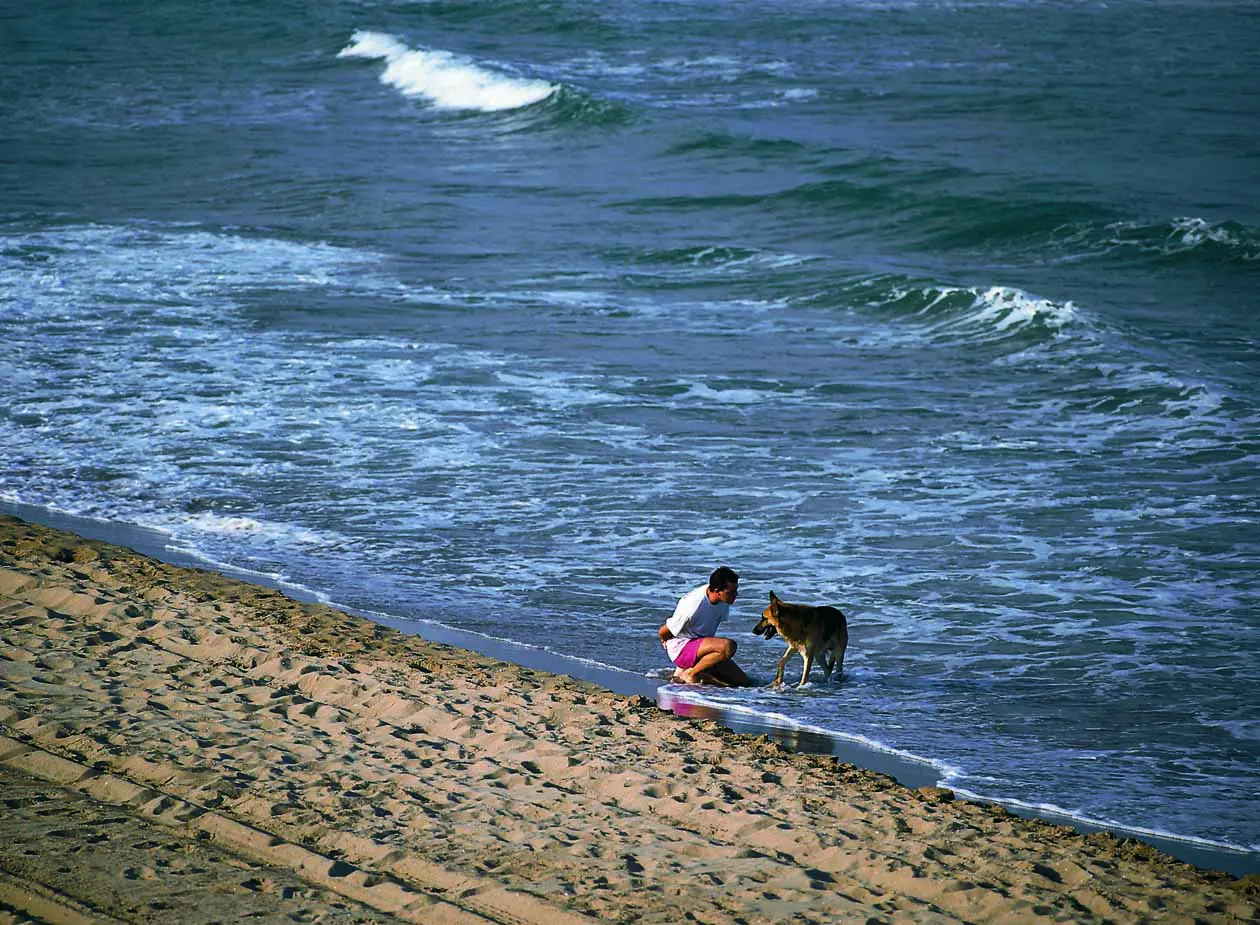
679, 637, 750, 686
703, 657, 751, 687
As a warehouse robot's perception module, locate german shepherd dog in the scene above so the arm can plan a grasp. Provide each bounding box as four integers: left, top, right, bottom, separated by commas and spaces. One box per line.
753, 592, 848, 687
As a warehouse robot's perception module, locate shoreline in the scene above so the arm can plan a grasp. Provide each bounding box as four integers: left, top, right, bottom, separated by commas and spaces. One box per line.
2, 512, 1258, 922
5, 500, 1258, 879
0, 502, 946, 782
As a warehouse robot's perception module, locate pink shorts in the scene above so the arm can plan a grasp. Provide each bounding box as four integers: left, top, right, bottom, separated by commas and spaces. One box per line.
673, 637, 705, 669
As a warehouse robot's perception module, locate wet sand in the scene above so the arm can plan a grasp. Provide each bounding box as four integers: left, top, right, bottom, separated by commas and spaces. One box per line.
1, 514, 1257, 923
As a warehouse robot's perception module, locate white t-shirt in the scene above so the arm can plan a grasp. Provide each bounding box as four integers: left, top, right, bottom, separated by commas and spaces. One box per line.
664, 584, 729, 662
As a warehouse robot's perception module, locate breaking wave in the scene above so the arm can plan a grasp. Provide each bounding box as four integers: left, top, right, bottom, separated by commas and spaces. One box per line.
804, 276, 1081, 351
1050, 217, 1260, 265
338, 30, 557, 112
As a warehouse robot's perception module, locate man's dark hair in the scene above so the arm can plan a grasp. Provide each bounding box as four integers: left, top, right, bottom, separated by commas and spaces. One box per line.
708, 566, 739, 592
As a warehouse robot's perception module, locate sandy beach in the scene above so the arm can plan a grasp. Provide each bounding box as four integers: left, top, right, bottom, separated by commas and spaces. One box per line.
0, 514, 1256, 924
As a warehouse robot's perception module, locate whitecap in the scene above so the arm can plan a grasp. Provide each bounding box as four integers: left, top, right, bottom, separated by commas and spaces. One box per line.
1079, 216, 1260, 262
338, 30, 556, 112
860, 281, 1079, 350
163, 512, 325, 547
681, 382, 775, 405
1166, 217, 1258, 259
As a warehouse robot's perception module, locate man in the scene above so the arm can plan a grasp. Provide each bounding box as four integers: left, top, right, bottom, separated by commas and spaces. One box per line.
658, 566, 751, 687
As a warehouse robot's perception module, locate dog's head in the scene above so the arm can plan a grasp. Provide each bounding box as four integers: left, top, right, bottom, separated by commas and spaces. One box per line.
753, 592, 782, 639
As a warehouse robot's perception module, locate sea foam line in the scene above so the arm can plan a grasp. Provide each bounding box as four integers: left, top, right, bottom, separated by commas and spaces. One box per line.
338, 30, 556, 112
0, 498, 627, 677
945, 786, 1260, 857
657, 685, 956, 775
660, 679, 1260, 860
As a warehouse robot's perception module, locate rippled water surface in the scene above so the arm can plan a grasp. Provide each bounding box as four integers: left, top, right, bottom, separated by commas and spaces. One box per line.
3, 0, 1259, 857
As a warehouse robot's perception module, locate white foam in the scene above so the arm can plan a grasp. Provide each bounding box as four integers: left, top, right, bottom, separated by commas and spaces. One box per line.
681, 247, 819, 275
338, 30, 556, 112
681, 382, 774, 405
162, 512, 325, 547
862, 281, 1079, 350
341, 602, 649, 681
0, 225, 386, 320
975, 286, 1075, 331
159, 543, 305, 593
945, 786, 1260, 856
1167, 217, 1258, 259
1088, 216, 1260, 262
920, 286, 1077, 340
656, 686, 957, 776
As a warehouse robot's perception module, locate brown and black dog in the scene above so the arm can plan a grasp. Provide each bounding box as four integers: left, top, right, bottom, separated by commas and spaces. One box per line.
753, 591, 848, 687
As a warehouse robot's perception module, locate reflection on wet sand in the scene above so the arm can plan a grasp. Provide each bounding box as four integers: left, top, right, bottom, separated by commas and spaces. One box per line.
657, 687, 879, 758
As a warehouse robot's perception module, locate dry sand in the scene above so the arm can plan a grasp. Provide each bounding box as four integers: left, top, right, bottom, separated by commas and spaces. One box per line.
1, 514, 1256, 924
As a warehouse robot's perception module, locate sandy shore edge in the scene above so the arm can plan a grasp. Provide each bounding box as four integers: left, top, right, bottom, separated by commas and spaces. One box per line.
1, 514, 1256, 924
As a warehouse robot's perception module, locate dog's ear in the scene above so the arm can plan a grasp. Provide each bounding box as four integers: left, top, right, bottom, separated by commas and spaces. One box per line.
768, 591, 779, 612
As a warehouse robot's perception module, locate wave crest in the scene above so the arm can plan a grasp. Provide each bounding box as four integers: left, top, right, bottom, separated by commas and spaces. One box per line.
1128, 217, 1259, 262
1051, 216, 1260, 264
338, 30, 557, 113
865, 281, 1078, 347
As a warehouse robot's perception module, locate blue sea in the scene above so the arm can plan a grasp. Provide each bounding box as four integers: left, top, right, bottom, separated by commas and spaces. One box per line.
3, 0, 1258, 869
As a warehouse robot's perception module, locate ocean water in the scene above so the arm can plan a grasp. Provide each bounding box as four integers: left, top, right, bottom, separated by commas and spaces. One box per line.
3, 0, 1259, 863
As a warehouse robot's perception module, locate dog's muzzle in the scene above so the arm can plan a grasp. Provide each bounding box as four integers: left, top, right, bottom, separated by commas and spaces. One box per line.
752, 617, 777, 639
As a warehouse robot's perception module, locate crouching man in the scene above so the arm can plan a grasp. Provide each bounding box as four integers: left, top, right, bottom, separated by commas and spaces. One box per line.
658, 566, 751, 687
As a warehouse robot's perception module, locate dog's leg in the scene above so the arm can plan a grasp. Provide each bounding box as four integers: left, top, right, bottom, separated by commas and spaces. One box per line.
826, 637, 845, 680
774, 647, 792, 686
821, 650, 835, 682
798, 651, 814, 687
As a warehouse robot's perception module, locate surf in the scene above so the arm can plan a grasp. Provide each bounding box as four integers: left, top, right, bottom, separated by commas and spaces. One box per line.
338, 30, 557, 113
